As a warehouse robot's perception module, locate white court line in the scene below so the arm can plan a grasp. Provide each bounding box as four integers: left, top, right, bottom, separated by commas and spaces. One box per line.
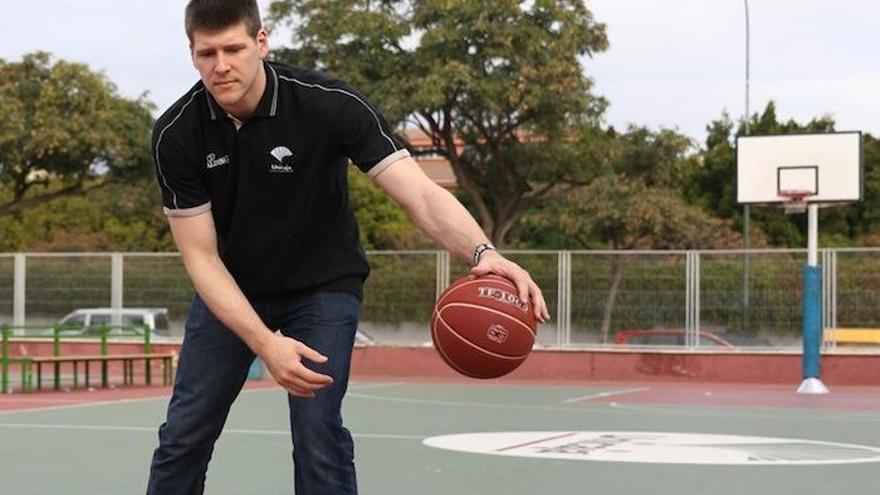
348, 391, 613, 414
0, 422, 422, 440
606, 401, 880, 423
0, 382, 401, 416
348, 382, 403, 391
0, 384, 274, 416
0, 397, 97, 404
561, 387, 650, 404
245, 382, 403, 393
0, 395, 172, 416
348, 391, 880, 423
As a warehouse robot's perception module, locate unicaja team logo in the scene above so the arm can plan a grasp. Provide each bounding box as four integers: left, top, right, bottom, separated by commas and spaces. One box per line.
486, 324, 509, 344
269, 146, 296, 173
477, 287, 529, 313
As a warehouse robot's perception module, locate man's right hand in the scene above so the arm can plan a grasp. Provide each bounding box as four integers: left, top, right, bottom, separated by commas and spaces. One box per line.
261, 333, 334, 398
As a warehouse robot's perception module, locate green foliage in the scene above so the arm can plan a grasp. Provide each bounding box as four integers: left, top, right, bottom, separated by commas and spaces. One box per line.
612, 125, 697, 189
268, 0, 610, 245
516, 125, 737, 250
522, 176, 740, 250
0, 52, 154, 217
848, 133, 880, 240
0, 180, 173, 252
348, 167, 429, 249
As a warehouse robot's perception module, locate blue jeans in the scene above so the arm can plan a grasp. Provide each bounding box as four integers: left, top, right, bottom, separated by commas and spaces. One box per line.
147, 292, 360, 495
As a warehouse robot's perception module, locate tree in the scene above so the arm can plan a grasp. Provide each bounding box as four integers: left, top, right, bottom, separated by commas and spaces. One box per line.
0, 52, 154, 217
348, 167, 429, 249
529, 174, 740, 342
0, 179, 175, 252
521, 124, 739, 341
267, 0, 609, 245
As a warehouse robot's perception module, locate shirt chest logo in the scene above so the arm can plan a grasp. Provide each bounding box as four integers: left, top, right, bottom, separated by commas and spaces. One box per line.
206, 153, 230, 170
269, 146, 296, 174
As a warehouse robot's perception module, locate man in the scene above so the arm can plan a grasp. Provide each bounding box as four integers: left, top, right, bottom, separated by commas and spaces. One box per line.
147, 1, 549, 493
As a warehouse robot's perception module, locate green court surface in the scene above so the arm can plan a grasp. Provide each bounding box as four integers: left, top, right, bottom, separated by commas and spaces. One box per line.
2, 380, 880, 494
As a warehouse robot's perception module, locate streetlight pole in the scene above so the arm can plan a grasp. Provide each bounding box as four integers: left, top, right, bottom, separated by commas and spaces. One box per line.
742, 0, 751, 334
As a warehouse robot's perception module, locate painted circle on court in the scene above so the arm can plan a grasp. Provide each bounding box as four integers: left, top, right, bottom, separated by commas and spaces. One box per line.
422, 431, 880, 465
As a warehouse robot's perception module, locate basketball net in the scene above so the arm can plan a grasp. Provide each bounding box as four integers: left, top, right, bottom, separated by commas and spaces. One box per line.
779, 189, 813, 215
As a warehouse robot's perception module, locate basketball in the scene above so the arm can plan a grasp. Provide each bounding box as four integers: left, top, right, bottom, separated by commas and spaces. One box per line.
431, 274, 538, 378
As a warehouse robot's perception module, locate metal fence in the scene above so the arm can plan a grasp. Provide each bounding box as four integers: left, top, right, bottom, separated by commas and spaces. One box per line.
1, 249, 879, 350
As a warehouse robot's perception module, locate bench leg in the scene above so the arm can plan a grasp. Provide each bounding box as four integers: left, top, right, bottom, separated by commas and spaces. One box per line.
73, 361, 79, 390
54, 362, 60, 391
102, 359, 108, 388
37, 363, 42, 391
145, 357, 152, 385
163, 358, 172, 385
22, 361, 32, 393
85, 361, 90, 388
124, 360, 132, 385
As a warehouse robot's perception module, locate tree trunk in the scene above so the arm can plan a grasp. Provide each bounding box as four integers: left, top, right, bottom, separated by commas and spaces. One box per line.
0, 183, 91, 218
600, 256, 625, 344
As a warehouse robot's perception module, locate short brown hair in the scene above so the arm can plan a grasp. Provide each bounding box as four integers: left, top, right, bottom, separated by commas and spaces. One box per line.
185, 0, 262, 43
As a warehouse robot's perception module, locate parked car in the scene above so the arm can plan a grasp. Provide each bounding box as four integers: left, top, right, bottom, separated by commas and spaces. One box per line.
51, 308, 171, 338
614, 328, 735, 349
613, 328, 773, 349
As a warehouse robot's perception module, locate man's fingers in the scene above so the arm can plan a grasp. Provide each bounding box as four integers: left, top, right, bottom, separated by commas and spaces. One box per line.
533, 288, 550, 322
296, 341, 329, 364
281, 372, 332, 398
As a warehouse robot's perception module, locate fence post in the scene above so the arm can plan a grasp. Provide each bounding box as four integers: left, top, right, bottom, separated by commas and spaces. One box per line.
821, 249, 837, 349
685, 252, 693, 349
13, 254, 25, 327
435, 250, 450, 300
100, 325, 109, 388
144, 324, 152, 385
53, 325, 61, 390
111, 253, 123, 328
1, 324, 9, 394
556, 251, 572, 347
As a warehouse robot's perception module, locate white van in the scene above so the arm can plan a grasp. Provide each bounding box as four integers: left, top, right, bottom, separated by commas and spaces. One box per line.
54, 308, 170, 337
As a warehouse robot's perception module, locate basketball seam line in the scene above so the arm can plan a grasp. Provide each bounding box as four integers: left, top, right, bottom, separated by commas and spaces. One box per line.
432, 318, 492, 378
434, 313, 531, 360
436, 302, 536, 338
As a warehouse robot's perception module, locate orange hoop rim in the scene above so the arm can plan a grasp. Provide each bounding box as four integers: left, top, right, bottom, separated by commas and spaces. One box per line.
778, 189, 815, 202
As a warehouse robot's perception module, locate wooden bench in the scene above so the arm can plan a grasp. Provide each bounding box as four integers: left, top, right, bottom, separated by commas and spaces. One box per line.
18, 353, 175, 392
824, 328, 880, 346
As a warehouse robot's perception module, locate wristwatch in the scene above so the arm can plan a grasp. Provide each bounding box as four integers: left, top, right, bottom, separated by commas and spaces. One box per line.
473, 242, 496, 266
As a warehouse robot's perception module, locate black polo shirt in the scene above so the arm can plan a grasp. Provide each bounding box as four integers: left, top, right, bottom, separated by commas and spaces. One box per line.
152, 61, 410, 300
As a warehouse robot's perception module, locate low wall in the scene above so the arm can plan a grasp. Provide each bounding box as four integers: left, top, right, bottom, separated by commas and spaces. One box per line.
8, 340, 879, 386
351, 347, 880, 386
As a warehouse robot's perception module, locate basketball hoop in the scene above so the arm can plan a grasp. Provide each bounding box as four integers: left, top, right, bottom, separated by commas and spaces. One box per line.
779, 189, 813, 214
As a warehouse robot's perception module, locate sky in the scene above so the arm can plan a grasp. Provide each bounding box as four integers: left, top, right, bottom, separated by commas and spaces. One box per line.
2, 0, 878, 145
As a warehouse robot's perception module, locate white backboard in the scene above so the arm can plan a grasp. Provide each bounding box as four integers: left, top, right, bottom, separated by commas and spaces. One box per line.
736, 132, 862, 204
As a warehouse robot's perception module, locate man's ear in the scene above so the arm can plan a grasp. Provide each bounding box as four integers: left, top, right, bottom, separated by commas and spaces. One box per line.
257, 28, 270, 58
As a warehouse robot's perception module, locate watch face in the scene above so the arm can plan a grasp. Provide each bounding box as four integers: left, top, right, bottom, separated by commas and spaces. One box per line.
474, 243, 496, 265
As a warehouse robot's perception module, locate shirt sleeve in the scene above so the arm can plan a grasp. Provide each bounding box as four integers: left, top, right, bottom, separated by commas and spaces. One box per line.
331, 87, 410, 176
153, 129, 211, 217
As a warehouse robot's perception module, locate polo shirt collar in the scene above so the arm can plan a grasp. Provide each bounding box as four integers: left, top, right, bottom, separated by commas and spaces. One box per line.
205, 61, 279, 121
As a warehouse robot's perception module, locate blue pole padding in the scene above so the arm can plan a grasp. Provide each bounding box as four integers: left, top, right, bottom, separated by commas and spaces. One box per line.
247, 357, 263, 380
802, 266, 822, 379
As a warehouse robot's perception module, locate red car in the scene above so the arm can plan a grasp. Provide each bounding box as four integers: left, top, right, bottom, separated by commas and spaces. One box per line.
613, 329, 735, 349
